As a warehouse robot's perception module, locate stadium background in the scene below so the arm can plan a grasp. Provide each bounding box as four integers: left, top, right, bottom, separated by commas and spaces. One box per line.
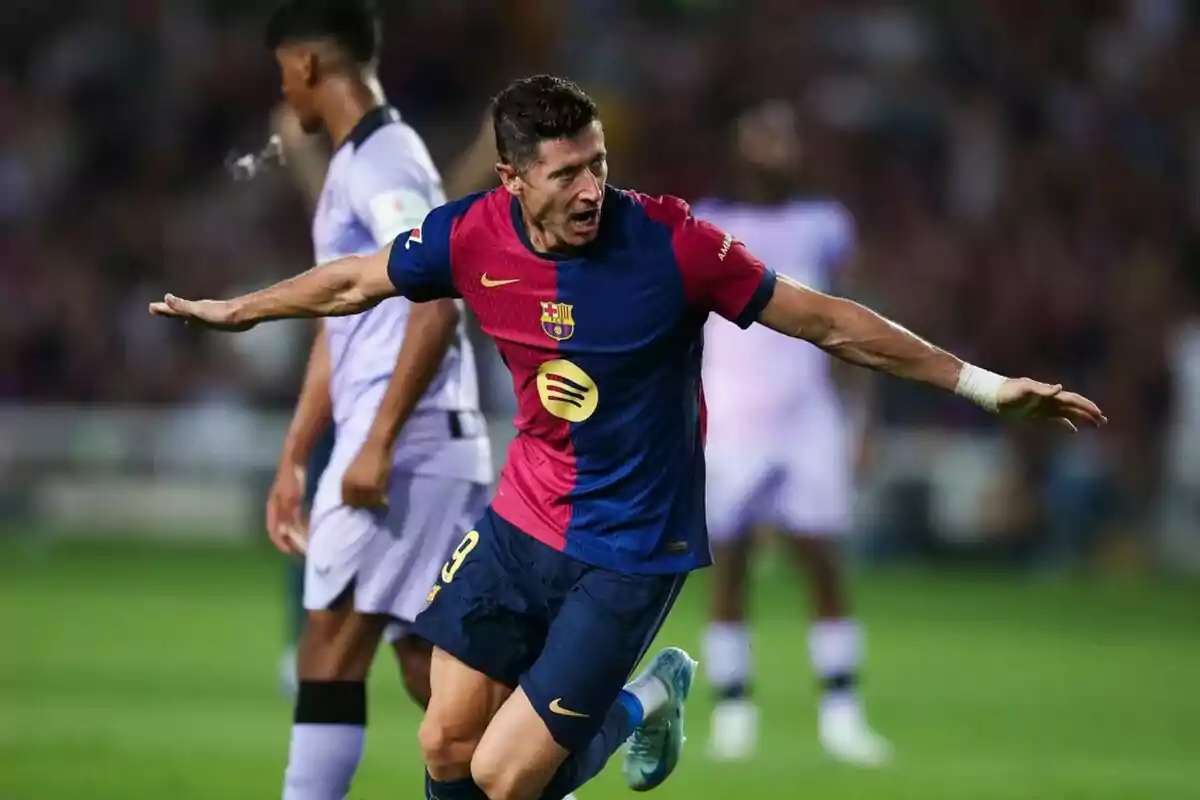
2, 1, 1199, 798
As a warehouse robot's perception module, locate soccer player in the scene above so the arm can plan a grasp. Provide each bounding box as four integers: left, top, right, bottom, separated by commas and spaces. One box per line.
150, 75, 1105, 800
694, 100, 890, 765
269, 85, 500, 702
259, 2, 493, 797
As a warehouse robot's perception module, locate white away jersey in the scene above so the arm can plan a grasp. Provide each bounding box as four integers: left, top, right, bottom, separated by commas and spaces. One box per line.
695, 198, 855, 439
313, 106, 487, 482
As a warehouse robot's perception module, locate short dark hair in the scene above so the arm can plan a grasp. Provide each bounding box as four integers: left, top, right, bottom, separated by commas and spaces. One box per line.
265, 0, 381, 66
491, 75, 599, 171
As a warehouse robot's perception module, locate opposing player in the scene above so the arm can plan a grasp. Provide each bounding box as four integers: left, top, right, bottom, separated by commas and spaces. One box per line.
259, 3, 492, 797
151, 75, 1105, 800
268, 75, 500, 702
695, 101, 890, 765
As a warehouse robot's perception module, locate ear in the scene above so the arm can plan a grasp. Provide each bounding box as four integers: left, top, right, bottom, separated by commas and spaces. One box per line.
300, 48, 319, 88
495, 161, 522, 197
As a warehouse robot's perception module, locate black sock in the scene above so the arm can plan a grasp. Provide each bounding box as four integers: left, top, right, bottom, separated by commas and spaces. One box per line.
822, 672, 856, 697
283, 680, 367, 799
425, 771, 488, 799
716, 681, 750, 701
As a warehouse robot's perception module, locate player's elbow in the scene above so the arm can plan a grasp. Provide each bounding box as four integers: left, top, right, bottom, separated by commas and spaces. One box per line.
326, 255, 387, 316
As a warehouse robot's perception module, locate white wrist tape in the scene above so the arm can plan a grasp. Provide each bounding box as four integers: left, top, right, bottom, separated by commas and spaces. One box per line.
955, 363, 1006, 413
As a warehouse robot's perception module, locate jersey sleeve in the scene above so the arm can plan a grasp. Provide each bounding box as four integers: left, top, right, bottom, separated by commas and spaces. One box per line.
674, 214, 777, 328
384, 200, 461, 302
346, 133, 446, 247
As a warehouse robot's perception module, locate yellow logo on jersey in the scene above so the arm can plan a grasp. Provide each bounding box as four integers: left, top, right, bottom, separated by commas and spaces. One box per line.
540, 301, 576, 341
422, 584, 441, 612
537, 359, 598, 423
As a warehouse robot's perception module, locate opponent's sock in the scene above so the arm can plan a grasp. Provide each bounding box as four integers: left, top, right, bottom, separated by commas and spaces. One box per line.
425, 771, 488, 799
283, 680, 366, 800
808, 619, 863, 713
703, 621, 752, 700
537, 690, 644, 800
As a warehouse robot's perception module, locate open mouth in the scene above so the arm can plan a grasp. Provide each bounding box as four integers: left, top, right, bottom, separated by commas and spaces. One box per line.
570, 208, 600, 227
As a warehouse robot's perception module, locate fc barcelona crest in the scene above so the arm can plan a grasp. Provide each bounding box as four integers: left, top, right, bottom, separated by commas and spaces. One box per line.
539, 301, 576, 341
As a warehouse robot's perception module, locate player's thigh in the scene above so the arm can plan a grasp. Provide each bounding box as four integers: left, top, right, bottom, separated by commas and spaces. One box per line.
358, 474, 491, 627
519, 567, 688, 752
777, 432, 854, 538
472, 686, 570, 800
420, 646, 514, 776
706, 440, 776, 543
412, 506, 550, 719
303, 500, 382, 613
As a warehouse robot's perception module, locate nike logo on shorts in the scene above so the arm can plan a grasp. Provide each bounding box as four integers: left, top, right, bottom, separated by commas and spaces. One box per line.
549, 698, 590, 718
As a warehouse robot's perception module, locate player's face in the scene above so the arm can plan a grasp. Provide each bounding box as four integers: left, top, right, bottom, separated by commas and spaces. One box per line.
507, 121, 608, 249
735, 101, 800, 177
274, 47, 322, 134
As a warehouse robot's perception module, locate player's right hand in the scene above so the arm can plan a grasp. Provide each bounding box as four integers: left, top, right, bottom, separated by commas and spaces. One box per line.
996, 378, 1107, 431
341, 442, 391, 511
149, 295, 256, 331
266, 463, 308, 557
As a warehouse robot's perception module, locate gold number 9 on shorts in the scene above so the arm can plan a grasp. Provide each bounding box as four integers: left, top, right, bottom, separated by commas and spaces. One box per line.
440, 529, 480, 583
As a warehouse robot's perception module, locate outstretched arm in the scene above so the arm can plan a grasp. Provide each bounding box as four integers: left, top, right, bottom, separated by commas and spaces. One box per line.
757, 275, 1107, 429
149, 244, 398, 329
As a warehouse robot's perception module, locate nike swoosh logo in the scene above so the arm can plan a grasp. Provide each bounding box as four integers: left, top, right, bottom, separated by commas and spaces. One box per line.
549, 698, 590, 718
481, 274, 520, 288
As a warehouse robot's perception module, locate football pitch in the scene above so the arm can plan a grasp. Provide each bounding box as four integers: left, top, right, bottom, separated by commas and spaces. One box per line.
2, 536, 1198, 799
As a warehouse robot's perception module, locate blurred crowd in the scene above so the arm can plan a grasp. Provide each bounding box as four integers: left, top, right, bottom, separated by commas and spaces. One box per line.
2, 1, 1198, 551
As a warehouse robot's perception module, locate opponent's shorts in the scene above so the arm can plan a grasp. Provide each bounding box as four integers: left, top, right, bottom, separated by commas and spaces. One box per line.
412, 506, 686, 750
705, 423, 853, 541
304, 466, 489, 641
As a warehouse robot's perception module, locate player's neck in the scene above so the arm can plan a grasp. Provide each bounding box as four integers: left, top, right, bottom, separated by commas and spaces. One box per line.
320, 73, 387, 149
734, 169, 796, 207
519, 207, 580, 257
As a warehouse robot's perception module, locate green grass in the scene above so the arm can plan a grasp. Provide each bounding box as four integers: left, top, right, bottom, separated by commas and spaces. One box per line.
1, 536, 1198, 799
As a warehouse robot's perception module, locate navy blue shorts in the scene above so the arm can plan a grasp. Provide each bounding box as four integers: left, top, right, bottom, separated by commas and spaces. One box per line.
411, 506, 686, 750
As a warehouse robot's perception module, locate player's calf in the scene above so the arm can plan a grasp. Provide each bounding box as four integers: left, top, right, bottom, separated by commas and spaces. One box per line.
391, 633, 433, 708
284, 606, 388, 800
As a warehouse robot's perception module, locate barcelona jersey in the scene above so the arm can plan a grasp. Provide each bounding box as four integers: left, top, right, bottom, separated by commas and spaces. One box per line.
386, 187, 776, 574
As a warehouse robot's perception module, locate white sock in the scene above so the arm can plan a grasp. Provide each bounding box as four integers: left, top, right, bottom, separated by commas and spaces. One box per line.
808, 619, 863, 713
625, 672, 670, 719
283, 680, 367, 800
283, 723, 364, 799
703, 622, 752, 698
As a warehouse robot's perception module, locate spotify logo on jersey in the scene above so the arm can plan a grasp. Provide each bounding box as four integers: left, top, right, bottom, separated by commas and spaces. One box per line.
536, 359, 599, 423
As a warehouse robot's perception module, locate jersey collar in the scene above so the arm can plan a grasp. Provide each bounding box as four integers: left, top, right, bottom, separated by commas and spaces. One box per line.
339, 105, 401, 152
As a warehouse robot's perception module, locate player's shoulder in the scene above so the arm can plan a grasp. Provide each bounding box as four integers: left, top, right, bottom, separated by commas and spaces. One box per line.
616, 189, 694, 230
344, 112, 439, 185
412, 188, 504, 246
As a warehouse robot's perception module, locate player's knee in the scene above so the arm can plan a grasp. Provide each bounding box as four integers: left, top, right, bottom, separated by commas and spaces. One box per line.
418, 714, 481, 778
297, 611, 380, 681
469, 744, 523, 800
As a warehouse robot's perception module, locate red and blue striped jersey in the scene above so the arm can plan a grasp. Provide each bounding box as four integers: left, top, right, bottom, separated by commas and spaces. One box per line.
387, 187, 776, 574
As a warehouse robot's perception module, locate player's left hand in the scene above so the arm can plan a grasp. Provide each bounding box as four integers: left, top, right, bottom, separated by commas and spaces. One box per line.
149, 295, 255, 331
996, 378, 1107, 432
342, 442, 392, 510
